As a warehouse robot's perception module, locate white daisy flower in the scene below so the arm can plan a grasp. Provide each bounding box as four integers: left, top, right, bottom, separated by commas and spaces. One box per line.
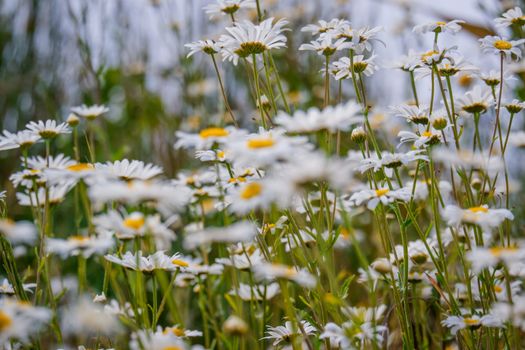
0, 298, 51, 345
263, 320, 316, 346
25, 120, 70, 139
216, 246, 266, 270
130, 328, 190, 350
505, 99, 525, 114
229, 282, 280, 301
183, 221, 257, 249
494, 7, 525, 28
26, 153, 75, 170
347, 187, 411, 210
442, 314, 503, 335
162, 325, 202, 338
46, 232, 114, 258
275, 100, 362, 133
219, 18, 288, 65
175, 126, 241, 150
479, 69, 516, 87
413, 20, 464, 34
253, 262, 316, 288
225, 178, 294, 214
0, 219, 37, 245
432, 148, 504, 176
443, 205, 514, 232
71, 104, 109, 120
398, 129, 443, 148
301, 18, 348, 36
16, 182, 75, 207
105, 251, 183, 272
299, 35, 351, 56
479, 36, 525, 59
339, 25, 384, 54
390, 104, 430, 125
466, 245, 525, 273
0, 279, 36, 295
185, 39, 222, 58
332, 55, 378, 79
61, 297, 123, 338
457, 85, 494, 114
358, 150, 428, 177
203, 0, 255, 19
226, 127, 312, 168
491, 296, 525, 331
0, 130, 41, 151
508, 131, 525, 147
95, 159, 163, 180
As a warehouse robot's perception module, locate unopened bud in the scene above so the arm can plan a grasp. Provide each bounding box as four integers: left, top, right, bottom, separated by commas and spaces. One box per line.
67, 114, 80, 126
223, 315, 249, 336
351, 127, 367, 144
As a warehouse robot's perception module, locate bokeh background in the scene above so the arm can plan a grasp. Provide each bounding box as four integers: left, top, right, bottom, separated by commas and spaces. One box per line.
1, 0, 524, 214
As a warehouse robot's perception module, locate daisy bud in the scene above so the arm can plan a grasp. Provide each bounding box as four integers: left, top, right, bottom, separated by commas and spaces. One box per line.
371, 258, 392, 274
257, 95, 272, 111
432, 116, 448, 130
223, 315, 249, 336
351, 127, 367, 144
67, 114, 80, 127
471, 177, 482, 191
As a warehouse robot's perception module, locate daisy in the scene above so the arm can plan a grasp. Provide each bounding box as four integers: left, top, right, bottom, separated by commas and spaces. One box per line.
398, 129, 443, 148
93, 211, 175, 249
175, 126, 240, 150
466, 246, 525, 273
457, 85, 494, 114
479, 69, 515, 87
46, 232, 114, 258
432, 148, 503, 176
390, 104, 430, 125
347, 187, 411, 210
443, 205, 514, 232
71, 104, 109, 120
229, 282, 280, 301
25, 120, 70, 139
216, 246, 266, 270
61, 297, 123, 338
105, 251, 183, 272
508, 131, 525, 147
226, 178, 294, 214
442, 314, 503, 335
203, 0, 255, 19
301, 19, 348, 36
0, 219, 37, 245
332, 55, 378, 79
413, 20, 464, 34
340, 25, 384, 54
223, 315, 249, 335
358, 150, 428, 177
130, 328, 190, 350
299, 35, 351, 56
26, 153, 75, 170
320, 322, 353, 349
274, 100, 363, 133
505, 99, 525, 114
494, 7, 525, 28
225, 127, 312, 168
183, 221, 257, 249
185, 39, 222, 58
0, 279, 36, 295
219, 18, 288, 65
95, 159, 163, 180
479, 36, 525, 59
0, 298, 52, 345
491, 296, 525, 331
16, 182, 75, 207
253, 262, 317, 288
263, 320, 317, 346
415, 57, 478, 79
0, 130, 41, 151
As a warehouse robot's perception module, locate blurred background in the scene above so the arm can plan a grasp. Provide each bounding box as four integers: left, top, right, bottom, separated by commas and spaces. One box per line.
1, 0, 524, 213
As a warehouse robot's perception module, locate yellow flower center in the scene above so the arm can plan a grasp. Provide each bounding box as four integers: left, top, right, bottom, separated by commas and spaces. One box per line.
494, 40, 512, 50
421, 50, 438, 60
69, 235, 90, 243
67, 163, 94, 172
247, 137, 275, 149
489, 246, 518, 257
199, 127, 229, 139
463, 318, 480, 326
375, 188, 389, 197
436, 21, 446, 26
240, 182, 262, 200
172, 259, 189, 267
0, 311, 12, 331
171, 327, 185, 337
468, 206, 488, 213
123, 215, 145, 230
217, 150, 225, 159
494, 285, 503, 293
422, 131, 433, 137
228, 176, 247, 183
162, 347, 183, 350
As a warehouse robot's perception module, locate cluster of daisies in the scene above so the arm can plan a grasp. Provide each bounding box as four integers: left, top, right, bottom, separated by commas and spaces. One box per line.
2, 0, 525, 349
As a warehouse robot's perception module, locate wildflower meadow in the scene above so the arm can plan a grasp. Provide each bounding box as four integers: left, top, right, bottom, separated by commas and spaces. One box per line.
2, 0, 525, 349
